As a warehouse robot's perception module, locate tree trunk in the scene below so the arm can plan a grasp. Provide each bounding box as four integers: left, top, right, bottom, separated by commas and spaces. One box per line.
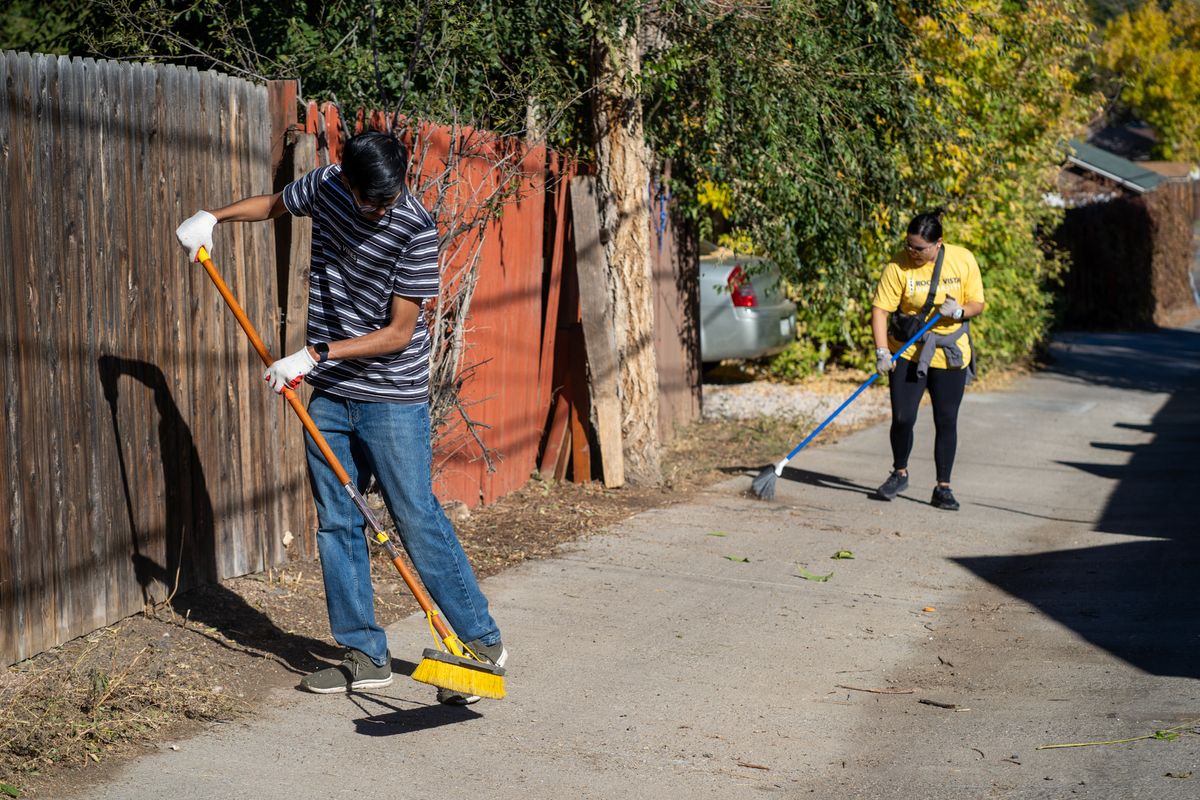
591, 19, 662, 485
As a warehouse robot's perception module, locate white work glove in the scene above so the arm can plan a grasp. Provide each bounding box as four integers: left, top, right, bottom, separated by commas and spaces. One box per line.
176, 210, 218, 262
264, 347, 317, 393
939, 295, 964, 321
875, 347, 894, 376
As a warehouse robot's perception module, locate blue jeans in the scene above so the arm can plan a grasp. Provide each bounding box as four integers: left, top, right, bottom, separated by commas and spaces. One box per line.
304, 390, 500, 667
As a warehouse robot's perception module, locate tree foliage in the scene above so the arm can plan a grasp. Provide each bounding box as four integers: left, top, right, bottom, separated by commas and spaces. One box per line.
647, 0, 1099, 375
1099, 0, 1200, 162
895, 0, 1101, 366
642, 1, 923, 350
2, 0, 610, 147
0, 0, 99, 54
2, 0, 1109, 376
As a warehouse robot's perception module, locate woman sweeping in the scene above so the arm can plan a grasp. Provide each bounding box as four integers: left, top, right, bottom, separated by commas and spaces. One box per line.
871, 210, 985, 510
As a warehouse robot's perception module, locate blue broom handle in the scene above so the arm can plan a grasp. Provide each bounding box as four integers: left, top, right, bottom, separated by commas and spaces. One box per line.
782, 314, 942, 463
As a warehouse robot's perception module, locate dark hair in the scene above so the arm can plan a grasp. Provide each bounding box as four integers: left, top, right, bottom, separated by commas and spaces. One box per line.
341, 132, 408, 203
907, 208, 945, 242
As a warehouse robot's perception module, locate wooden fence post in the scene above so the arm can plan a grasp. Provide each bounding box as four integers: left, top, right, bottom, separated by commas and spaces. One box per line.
569, 175, 625, 488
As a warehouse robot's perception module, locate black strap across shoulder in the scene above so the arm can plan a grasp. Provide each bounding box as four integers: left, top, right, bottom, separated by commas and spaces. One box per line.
918, 244, 945, 320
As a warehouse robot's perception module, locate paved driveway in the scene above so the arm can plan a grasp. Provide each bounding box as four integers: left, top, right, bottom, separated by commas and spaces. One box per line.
71, 324, 1200, 800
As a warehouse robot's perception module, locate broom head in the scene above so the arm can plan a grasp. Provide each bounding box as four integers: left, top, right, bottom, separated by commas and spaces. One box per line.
750, 465, 777, 501
412, 648, 506, 700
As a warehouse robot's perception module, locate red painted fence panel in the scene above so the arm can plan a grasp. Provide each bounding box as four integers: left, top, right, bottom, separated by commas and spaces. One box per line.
300, 102, 575, 506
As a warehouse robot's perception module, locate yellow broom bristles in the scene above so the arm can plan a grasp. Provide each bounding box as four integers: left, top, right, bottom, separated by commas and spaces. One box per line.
412, 655, 506, 700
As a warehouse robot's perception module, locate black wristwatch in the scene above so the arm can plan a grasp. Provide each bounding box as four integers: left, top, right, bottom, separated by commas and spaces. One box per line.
314, 342, 330, 363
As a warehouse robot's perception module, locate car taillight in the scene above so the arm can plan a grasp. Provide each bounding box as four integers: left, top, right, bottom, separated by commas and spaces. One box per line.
727, 264, 758, 308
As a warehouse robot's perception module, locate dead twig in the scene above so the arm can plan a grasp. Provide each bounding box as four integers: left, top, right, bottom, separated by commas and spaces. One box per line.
919, 698, 965, 710
836, 684, 915, 695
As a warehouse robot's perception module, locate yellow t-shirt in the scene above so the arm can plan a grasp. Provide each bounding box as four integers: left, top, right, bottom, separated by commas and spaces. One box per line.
871, 243, 984, 369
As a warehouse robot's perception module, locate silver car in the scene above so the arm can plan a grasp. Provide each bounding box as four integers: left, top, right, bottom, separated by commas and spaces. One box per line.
699, 245, 796, 363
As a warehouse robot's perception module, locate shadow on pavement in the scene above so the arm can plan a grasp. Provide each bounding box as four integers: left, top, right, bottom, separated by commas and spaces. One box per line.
954, 328, 1200, 679
347, 692, 482, 736
723, 464, 880, 498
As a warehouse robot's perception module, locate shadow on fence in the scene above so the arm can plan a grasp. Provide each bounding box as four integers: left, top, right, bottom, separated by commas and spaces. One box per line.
98, 355, 339, 674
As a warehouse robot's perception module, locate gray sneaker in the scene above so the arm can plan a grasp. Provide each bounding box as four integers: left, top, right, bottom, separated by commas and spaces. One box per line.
437, 639, 508, 705
931, 485, 961, 511
876, 470, 909, 500
300, 649, 393, 694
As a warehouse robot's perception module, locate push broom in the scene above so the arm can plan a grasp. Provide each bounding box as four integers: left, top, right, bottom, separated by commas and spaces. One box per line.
195, 246, 504, 700
751, 313, 942, 501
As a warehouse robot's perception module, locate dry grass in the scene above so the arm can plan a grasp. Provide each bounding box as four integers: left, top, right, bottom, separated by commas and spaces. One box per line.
0, 624, 242, 779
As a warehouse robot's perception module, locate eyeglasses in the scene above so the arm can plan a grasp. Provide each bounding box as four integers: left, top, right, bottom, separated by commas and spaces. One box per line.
342, 175, 403, 213
905, 240, 938, 254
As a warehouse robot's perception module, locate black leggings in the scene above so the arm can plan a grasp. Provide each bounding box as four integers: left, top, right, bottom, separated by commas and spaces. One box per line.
888, 358, 968, 484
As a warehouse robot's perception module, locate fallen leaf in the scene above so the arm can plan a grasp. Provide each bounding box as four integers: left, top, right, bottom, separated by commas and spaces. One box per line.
0, 782, 19, 798
1165, 772, 1193, 779
832, 550, 855, 559
923, 607, 936, 613
795, 566, 832, 582
707, 531, 728, 537
724, 555, 750, 563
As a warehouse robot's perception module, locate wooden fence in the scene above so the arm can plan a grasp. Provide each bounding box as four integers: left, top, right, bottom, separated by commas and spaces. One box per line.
0, 52, 309, 665
0, 55, 700, 666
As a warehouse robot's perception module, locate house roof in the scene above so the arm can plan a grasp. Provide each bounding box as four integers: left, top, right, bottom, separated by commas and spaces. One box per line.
1067, 139, 1166, 194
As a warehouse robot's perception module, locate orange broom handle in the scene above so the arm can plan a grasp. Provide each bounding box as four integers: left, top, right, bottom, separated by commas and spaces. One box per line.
195, 246, 455, 642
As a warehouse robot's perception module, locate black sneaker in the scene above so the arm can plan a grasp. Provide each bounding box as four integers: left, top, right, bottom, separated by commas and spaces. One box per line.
876, 470, 909, 500
299, 649, 393, 694
437, 639, 508, 705
931, 486, 960, 511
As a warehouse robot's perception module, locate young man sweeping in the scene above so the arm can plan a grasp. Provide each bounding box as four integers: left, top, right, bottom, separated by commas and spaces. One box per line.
175, 131, 505, 703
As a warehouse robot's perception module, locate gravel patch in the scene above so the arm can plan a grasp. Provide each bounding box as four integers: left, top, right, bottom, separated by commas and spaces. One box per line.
702, 380, 891, 427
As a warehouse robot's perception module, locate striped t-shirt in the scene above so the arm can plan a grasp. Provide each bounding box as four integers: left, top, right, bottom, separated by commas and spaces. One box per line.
283, 164, 440, 403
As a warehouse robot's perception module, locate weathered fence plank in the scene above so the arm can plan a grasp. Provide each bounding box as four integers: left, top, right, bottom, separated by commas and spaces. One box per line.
570, 175, 625, 488
650, 167, 700, 441
11, 51, 48, 658
283, 133, 317, 559
79, 57, 111, 633
0, 51, 17, 657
